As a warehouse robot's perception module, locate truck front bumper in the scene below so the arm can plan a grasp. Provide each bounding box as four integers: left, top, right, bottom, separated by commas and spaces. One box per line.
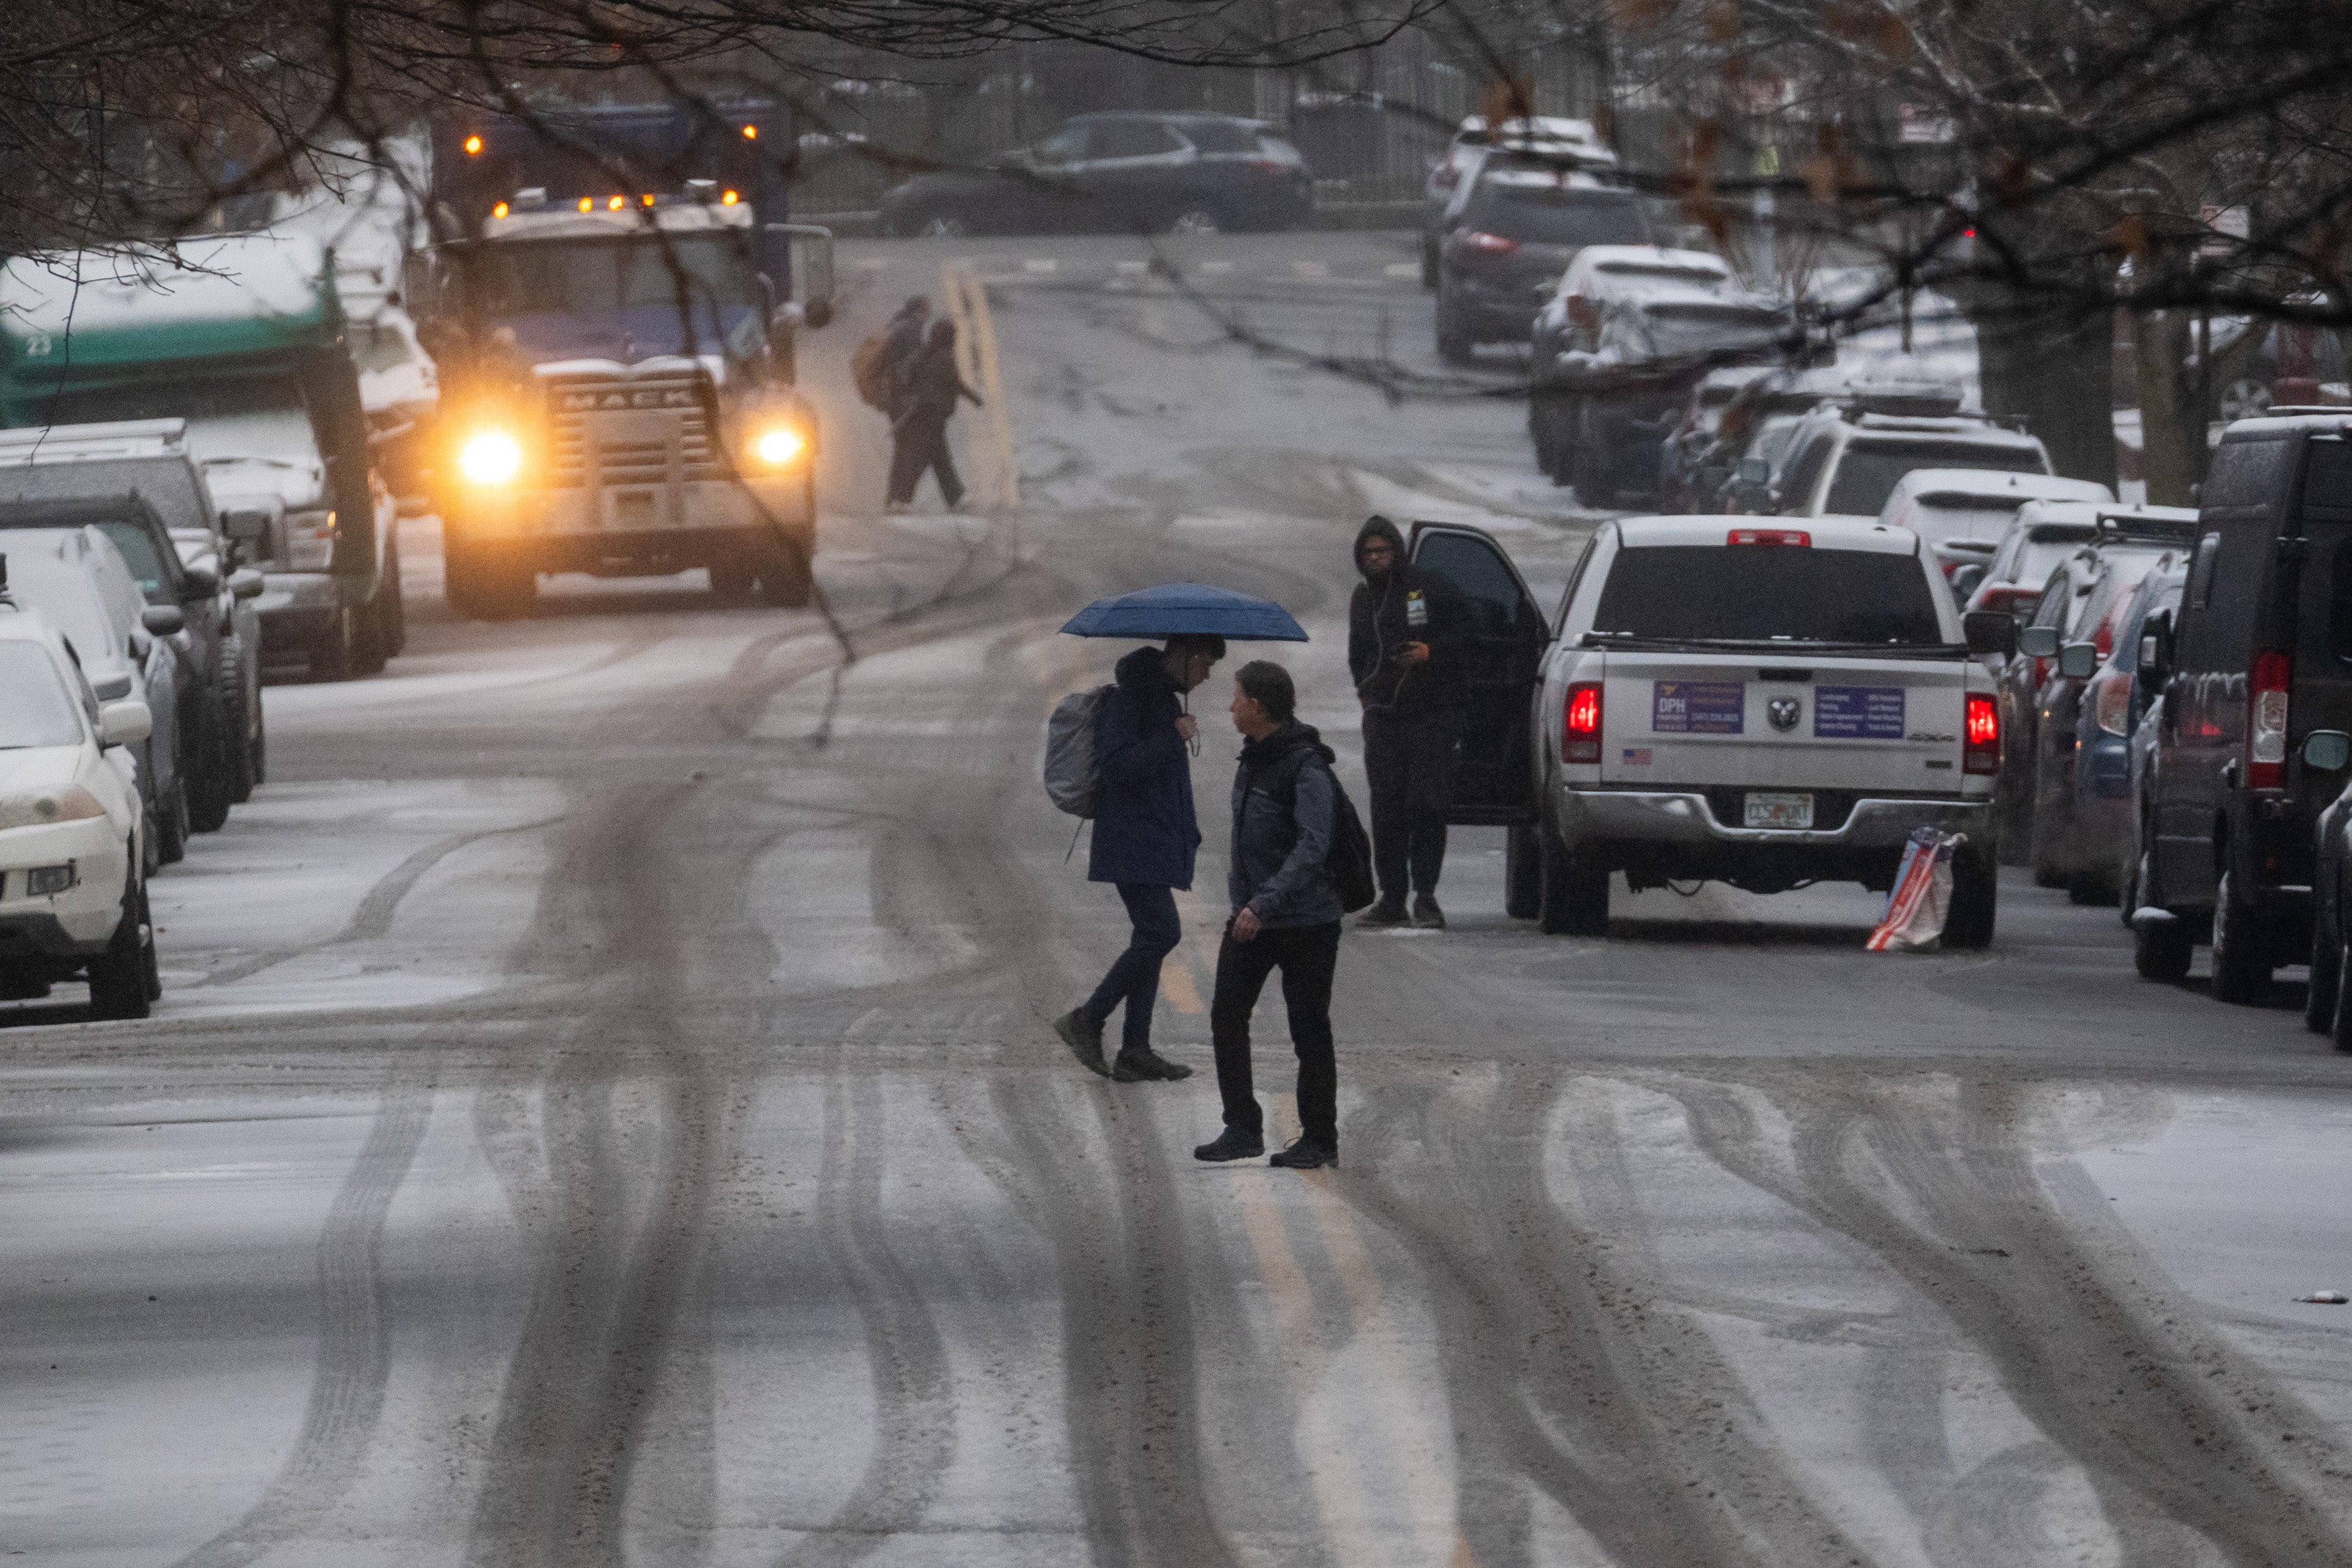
446, 475, 809, 547
256, 572, 341, 652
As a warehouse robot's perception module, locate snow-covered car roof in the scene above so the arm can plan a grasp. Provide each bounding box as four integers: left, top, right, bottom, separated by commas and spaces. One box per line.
1881, 469, 2113, 517
484, 199, 755, 239
1565, 246, 1732, 292
1475, 166, 1610, 194
1456, 115, 1610, 152
0, 234, 332, 344
1614, 515, 1921, 555
2012, 499, 2201, 533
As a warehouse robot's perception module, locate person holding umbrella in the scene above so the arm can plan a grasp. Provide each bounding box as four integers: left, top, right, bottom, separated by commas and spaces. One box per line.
1051, 585, 1309, 1083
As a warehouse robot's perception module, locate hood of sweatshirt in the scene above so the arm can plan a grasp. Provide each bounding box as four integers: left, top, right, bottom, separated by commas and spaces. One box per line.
1354, 515, 1406, 581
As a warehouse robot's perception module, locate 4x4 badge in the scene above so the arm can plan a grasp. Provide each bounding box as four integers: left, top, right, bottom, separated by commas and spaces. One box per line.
1768, 696, 1803, 732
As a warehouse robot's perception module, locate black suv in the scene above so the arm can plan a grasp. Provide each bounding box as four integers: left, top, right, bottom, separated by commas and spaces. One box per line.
1433, 173, 1649, 360
2132, 411, 2352, 998
878, 113, 1312, 237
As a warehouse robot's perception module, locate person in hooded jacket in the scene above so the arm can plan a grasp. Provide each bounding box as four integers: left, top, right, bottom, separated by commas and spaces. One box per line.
1054, 633, 1225, 1082
1193, 660, 1347, 1169
1347, 515, 1469, 929
888, 318, 983, 511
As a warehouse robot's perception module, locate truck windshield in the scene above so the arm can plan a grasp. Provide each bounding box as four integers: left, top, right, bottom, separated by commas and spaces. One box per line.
1595, 545, 1947, 644
468, 235, 765, 358
0, 644, 84, 749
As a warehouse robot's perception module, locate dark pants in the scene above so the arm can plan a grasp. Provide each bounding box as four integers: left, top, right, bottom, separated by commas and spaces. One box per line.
887, 415, 964, 507
1083, 882, 1181, 1051
1210, 920, 1342, 1148
1362, 706, 1464, 901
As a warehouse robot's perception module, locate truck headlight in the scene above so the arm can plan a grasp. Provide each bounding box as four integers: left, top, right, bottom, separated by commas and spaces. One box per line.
0, 786, 108, 833
751, 427, 805, 467
459, 430, 525, 485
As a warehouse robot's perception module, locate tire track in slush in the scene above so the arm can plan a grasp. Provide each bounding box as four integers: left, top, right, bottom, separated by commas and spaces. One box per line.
1672, 1076, 2352, 1568
1344, 1081, 1870, 1568
464, 782, 731, 1568
774, 1060, 954, 1568
167, 1071, 434, 1568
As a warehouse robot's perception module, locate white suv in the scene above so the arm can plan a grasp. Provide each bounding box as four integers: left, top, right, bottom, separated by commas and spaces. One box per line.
0, 588, 157, 1018
1768, 408, 2053, 522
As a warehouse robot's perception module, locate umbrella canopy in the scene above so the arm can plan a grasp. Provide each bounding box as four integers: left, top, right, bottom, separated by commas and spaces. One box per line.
1059, 582, 1309, 642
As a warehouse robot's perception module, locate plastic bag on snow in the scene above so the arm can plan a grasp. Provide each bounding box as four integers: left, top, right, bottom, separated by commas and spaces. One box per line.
1868, 827, 1963, 953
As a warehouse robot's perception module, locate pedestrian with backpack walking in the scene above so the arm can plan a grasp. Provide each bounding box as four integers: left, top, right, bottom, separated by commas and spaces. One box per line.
1053, 633, 1226, 1082
1194, 660, 1350, 1169
887, 318, 983, 513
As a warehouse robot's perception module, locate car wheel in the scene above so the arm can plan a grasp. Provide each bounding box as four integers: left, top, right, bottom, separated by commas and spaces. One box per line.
2208, 867, 2272, 1003
2066, 864, 2119, 906
2217, 377, 2272, 423
1537, 810, 1607, 936
380, 533, 407, 656
1504, 820, 1541, 920
1435, 294, 1475, 364
215, 639, 256, 804
1944, 843, 1999, 948
86, 874, 154, 1021
918, 213, 971, 239
1419, 234, 1439, 291
2027, 776, 2070, 887
248, 691, 268, 789
2331, 928, 2352, 1051
2307, 905, 2341, 1031
186, 694, 233, 834
154, 773, 189, 866
309, 603, 359, 681
1167, 208, 1221, 236
709, 554, 758, 605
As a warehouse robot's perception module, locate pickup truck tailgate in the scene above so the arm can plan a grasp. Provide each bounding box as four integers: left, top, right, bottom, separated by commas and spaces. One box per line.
1600, 652, 1970, 794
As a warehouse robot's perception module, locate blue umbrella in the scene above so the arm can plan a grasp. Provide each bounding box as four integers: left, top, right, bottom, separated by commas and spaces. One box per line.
1059, 582, 1308, 642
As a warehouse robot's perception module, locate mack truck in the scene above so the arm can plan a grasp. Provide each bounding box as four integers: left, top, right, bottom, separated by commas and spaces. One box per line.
0, 233, 405, 681
411, 101, 835, 615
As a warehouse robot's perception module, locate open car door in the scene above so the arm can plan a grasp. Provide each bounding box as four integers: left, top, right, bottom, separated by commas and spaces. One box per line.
1408, 520, 1547, 824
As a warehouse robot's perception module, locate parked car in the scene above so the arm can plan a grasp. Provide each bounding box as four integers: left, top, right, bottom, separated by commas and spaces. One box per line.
1766, 405, 2051, 522
2130, 411, 2352, 999
1963, 499, 2188, 622
1507, 515, 2014, 939
0, 421, 264, 801
1434, 170, 1650, 361
879, 113, 1312, 236
1531, 285, 1789, 504
1715, 411, 1809, 513
3, 527, 190, 869
2001, 512, 2198, 869
2057, 558, 2188, 906
2305, 734, 2352, 1044
1421, 116, 1617, 285
1877, 468, 2113, 587
0, 594, 157, 1019
0, 492, 255, 837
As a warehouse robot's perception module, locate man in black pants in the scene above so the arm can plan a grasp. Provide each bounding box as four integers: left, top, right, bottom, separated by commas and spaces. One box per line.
1194, 660, 1347, 1169
1347, 515, 1468, 929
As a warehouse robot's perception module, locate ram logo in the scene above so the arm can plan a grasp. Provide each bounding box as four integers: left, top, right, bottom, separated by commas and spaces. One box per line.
1766, 696, 1803, 732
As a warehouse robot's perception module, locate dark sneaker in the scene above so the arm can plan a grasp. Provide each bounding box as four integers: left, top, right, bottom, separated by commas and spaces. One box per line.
1193, 1127, 1266, 1162
1112, 1048, 1193, 1082
1411, 894, 1446, 930
1054, 1009, 1109, 1077
1269, 1138, 1338, 1169
1355, 898, 1409, 929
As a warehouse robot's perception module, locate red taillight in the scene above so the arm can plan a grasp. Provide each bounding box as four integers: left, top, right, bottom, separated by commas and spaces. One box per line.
1564, 682, 1602, 763
2094, 673, 2131, 737
2250, 648, 2291, 789
1432, 163, 1461, 190
1728, 529, 1811, 547
1457, 230, 1520, 254
1965, 695, 1999, 774
1243, 158, 1290, 176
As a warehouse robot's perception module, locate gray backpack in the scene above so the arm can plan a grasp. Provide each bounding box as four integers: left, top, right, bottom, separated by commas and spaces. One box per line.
1044, 683, 1115, 817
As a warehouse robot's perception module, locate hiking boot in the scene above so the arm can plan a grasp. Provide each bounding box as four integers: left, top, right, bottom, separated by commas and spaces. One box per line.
1269, 1137, 1339, 1170
1193, 1127, 1266, 1162
1355, 898, 1409, 929
1053, 1009, 1109, 1077
1112, 1048, 1193, 1082
1411, 894, 1446, 930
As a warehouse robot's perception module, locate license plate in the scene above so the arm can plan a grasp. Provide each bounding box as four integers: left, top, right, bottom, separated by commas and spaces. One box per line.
1744, 792, 1813, 830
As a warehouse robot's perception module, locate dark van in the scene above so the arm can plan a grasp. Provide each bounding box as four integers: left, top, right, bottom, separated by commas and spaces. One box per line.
2132, 411, 2352, 998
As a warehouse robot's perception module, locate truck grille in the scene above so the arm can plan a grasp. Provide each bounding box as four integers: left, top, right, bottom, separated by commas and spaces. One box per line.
544, 373, 724, 488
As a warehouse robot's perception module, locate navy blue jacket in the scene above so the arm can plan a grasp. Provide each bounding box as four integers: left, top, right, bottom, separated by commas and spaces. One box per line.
1229, 722, 1345, 928
1088, 646, 1200, 889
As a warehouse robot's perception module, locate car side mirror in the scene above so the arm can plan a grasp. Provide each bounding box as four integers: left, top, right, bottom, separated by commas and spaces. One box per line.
2303, 730, 2352, 771
1737, 456, 1770, 486
141, 605, 186, 636
229, 568, 265, 601
1951, 563, 1987, 599
2139, 610, 2175, 684
2016, 624, 2061, 658
1963, 610, 2018, 659
99, 698, 152, 748
180, 565, 222, 599
2057, 641, 2099, 679
222, 508, 270, 543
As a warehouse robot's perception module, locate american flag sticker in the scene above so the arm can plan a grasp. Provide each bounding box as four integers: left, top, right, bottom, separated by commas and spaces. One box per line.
1622, 747, 1653, 765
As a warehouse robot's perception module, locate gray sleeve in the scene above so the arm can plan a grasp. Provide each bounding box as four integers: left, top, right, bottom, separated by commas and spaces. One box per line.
1247, 762, 1333, 924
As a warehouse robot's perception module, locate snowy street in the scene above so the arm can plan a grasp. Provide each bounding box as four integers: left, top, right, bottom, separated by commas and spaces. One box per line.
4, 231, 2351, 1567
